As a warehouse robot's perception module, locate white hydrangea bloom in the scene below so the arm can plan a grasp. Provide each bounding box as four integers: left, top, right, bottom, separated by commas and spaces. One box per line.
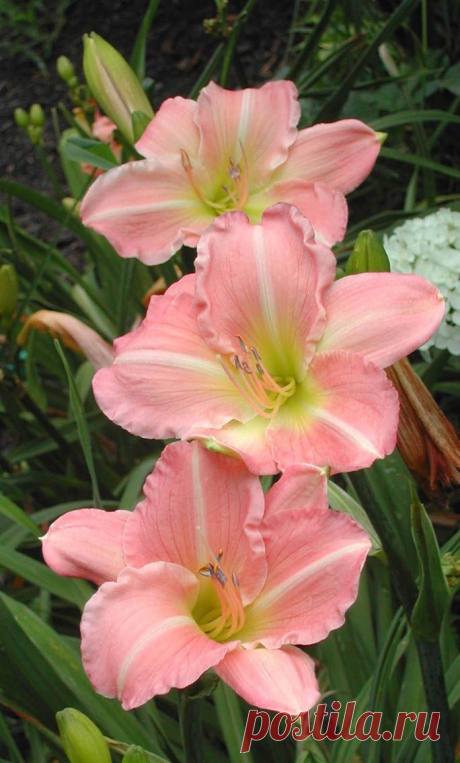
384, 208, 460, 356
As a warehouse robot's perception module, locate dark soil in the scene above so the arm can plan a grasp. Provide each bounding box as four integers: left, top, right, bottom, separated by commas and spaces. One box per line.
0, 0, 292, 245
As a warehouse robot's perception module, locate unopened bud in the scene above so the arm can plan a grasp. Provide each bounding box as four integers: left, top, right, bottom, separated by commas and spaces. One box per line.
14, 107, 29, 129
29, 103, 45, 127
57, 56, 75, 82
0, 264, 18, 320
68, 75, 80, 90
83, 32, 154, 143
346, 230, 391, 275
386, 357, 460, 490
56, 708, 112, 763
122, 746, 150, 763
62, 197, 82, 217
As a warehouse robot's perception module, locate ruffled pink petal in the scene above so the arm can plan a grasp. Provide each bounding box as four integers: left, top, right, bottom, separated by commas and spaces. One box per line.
195, 204, 336, 379
246, 180, 348, 247
93, 284, 254, 440
267, 350, 399, 474
214, 645, 320, 714
123, 441, 267, 605
264, 464, 329, 518
81, 562, 235, 710
196, 80, 300, 188
191, 415, 276, 475
274, 119, 381, 194
242, 507, 370, 648
316, 273, 446, 368
136, 97, 199, 160
42, 509, 129, 585
80, 156, 214, 265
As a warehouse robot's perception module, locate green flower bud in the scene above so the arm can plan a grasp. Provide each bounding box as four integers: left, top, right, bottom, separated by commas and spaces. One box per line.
29, 103, 45, 127
122, 746, 150, 763
56, 708, 112, 763
68, 75, 80, 90
57, 55, 75, 82
62, 197, 82, 217
83, 32, 154, 143
14, 107, 29, 129
346, 230, 391, 275
0, 264, 18, 320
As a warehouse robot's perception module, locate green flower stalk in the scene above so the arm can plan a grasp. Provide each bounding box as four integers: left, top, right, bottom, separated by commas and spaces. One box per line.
56, 708, 112, 763
83, 32, 154, 143
0, 264, 18, 323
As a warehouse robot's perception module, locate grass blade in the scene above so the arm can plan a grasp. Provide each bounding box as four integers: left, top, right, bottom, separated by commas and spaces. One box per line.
54, 340, 101, 507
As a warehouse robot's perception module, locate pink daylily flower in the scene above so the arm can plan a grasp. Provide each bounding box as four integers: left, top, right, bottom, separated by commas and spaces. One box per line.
93, 204, 445, 475
42, 441, 371, 713
80, 80, 382, 264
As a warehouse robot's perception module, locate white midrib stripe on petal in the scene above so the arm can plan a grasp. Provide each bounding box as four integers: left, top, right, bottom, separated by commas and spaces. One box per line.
254, 226, 281, 345
303, 402, 382, 457
115, 350, 225, 377
192, 444, 208, 564
251, 542, 368, 614
117, 615, 192, 697
88, 199, 193, 221
236, 90, 251, 158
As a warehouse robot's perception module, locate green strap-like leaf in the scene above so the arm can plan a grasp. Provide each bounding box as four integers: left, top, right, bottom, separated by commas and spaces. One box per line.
410, 487, 450, 641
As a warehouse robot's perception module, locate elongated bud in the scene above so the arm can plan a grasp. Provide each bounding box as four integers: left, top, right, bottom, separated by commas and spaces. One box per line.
29, 103, 45, 127
386, 357, 460, 490
57, 55, 76, 82
122, 746, 150, 763
83, 32, 154, 143
17, 310, 114, 369
346, 230, 391, 275
14, 107, 29, 129
56, 708, 112, 763
0, 264, 19, 320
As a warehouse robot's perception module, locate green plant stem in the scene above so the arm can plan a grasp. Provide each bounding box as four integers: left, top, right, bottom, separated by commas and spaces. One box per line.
349, 471, 454, 762
415, 640, 454, 763
35, 144, 64, 198
286, 0, 339, 82
219, 0, 259, 87
178, 694, 203, 763
349, 471, 418, 615
15, 378, 75, 458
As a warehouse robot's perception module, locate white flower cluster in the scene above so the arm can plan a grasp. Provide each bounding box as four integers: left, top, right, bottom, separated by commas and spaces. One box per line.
384, 207, 460, 356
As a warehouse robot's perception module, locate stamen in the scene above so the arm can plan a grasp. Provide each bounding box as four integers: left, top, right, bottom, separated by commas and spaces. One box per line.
236, 335, 249, 353
197, 550, 245, 641
180, 149, 227, 211
219, 336, 297, 419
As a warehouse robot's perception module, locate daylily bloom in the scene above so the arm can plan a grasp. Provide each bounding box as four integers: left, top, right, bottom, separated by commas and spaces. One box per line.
42, 440, 370, 713
93, 204, 445, 475
80, 79, 382, 264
